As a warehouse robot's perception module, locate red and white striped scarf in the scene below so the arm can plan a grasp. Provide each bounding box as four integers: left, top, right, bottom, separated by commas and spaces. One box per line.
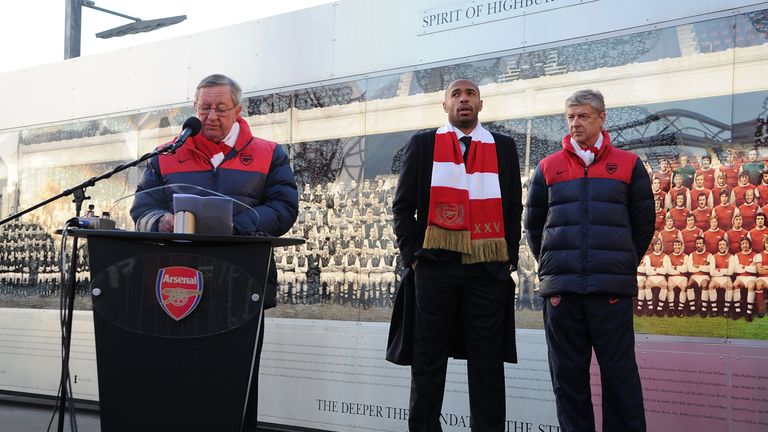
423, 123, 508, 264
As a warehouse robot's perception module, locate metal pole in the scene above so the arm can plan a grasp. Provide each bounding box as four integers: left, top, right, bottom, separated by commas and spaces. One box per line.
525, 118, 532, 176
64, 0, 82, 59
82, 1, 141, 22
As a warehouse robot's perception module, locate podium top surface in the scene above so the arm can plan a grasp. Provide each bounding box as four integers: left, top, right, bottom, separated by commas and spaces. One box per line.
60, 228, 304, 247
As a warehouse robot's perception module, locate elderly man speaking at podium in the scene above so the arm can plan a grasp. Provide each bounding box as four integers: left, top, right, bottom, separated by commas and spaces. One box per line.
130, 73, 298, 430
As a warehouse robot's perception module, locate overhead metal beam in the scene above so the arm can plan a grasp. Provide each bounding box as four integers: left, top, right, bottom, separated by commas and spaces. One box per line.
63, 0, 186, 59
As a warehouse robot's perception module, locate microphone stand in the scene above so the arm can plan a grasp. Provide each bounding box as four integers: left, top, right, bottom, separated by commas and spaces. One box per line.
0, 141, 181, 227
0, 141, 181, 432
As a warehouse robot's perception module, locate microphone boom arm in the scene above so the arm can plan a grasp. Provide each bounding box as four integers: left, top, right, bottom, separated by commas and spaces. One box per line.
0, 143, 178, 226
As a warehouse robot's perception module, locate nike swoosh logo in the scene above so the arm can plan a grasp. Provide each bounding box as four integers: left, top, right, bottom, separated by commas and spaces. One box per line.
178, 158, 188, 163
556, 169, 566, 175
609, 297, 620, 305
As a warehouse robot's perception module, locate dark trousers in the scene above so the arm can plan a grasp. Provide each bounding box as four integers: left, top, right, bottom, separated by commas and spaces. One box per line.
543, 294, 646, 432
410, 260, 508, 432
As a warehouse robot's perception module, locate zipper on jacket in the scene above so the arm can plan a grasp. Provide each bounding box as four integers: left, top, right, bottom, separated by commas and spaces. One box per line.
582, 165, 589, 292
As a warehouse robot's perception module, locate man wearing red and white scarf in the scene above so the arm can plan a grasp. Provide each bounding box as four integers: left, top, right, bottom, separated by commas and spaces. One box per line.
391, 79, 522, 431
525, 90, 653, 432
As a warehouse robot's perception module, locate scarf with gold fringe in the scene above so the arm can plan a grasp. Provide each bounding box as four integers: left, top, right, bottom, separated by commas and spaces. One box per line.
423, 123, 508, 264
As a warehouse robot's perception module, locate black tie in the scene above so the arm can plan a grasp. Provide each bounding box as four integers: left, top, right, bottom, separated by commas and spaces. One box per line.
460, 136, 472, 163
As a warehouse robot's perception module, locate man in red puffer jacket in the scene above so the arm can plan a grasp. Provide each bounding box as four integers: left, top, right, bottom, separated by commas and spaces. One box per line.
525, 89, 654, 432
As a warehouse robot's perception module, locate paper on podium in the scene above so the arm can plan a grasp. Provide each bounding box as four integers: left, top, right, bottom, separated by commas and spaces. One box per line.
113, 183, 261, 234
173, 194, 233, 235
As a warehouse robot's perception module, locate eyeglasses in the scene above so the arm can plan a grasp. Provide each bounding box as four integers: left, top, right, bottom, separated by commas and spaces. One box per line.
194, 102, 238, 117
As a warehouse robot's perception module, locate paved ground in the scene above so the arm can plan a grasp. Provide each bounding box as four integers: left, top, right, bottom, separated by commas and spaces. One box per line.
0, 398, 100, 432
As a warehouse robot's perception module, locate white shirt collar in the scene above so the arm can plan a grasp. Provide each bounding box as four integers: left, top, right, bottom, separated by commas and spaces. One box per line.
447, 122, 483, 152
570, 132, 604, 166
210, 121, 240, 168
221, 121, 240, 147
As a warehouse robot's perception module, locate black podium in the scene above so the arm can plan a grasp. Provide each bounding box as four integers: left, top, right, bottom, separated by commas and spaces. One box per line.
69, 229, 302, 432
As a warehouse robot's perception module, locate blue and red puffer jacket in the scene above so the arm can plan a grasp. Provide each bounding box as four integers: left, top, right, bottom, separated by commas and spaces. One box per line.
524, 131, 654, 297
130, 117, 298, 236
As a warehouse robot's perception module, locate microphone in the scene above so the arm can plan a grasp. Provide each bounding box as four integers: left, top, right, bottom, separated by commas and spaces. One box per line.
167, 117, 202, 153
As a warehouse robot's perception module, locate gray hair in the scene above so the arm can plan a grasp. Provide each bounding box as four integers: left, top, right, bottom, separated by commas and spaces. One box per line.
565, 89, 605, 113
195, 74, 242, 107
